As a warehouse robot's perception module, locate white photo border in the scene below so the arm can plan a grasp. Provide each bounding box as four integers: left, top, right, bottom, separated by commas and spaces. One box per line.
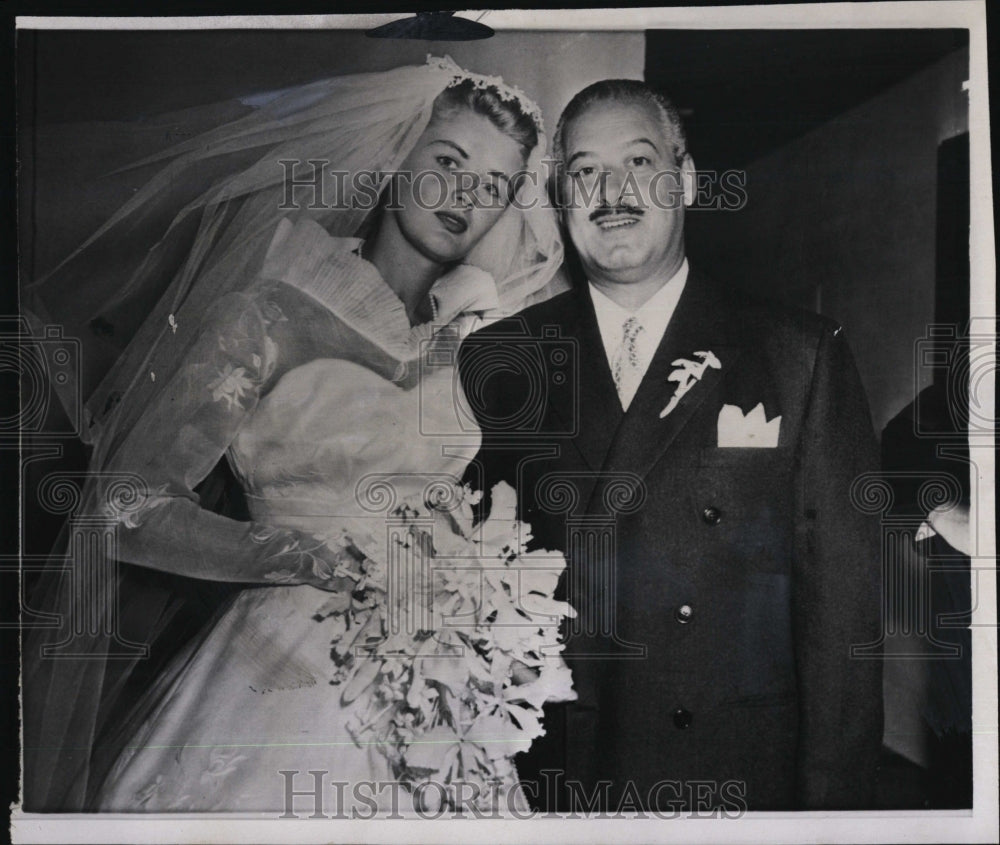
11, 3, 996, 843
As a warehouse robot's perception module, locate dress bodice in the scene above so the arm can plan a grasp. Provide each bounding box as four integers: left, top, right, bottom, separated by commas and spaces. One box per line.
222, 216, 493, 536
230, 355, 481, 531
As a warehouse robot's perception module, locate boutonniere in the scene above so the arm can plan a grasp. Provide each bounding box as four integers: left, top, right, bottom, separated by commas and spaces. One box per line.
659, 351, 722, 418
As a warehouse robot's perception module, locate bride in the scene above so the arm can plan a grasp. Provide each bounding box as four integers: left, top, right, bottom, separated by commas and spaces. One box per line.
23, 57, 571, 814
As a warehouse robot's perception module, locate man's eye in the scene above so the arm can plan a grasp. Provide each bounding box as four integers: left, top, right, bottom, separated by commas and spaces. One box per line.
572, 166, 597, 178
629, 156, 652, 168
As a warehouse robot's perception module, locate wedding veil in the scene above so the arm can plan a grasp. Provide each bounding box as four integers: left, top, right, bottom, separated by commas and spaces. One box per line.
21, 55, 564, 810
26, 54, 564, 452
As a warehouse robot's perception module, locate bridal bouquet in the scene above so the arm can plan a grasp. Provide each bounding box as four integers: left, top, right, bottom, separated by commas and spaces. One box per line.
312, 481, 576, 810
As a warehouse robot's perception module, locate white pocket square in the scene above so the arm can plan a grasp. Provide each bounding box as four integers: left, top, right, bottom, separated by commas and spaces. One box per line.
717, 403, 781, 448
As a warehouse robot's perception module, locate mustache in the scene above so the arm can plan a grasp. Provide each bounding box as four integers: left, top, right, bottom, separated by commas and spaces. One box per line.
589, 204, 645, 223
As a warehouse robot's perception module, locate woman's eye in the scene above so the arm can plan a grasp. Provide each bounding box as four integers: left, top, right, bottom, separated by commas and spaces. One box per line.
572, 166, 597, 179
436, 155, 459, 170
629, 156, 652, 168
485, 182, 501, 199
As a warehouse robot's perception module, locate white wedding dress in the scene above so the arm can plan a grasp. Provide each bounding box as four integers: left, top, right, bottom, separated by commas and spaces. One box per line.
94, 221, 498, 813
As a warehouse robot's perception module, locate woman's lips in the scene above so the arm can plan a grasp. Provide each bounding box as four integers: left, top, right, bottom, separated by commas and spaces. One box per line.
435, 211, 469, 234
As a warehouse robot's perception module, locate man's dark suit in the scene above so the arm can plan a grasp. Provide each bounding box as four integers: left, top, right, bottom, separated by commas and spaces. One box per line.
459, 267, 884, 812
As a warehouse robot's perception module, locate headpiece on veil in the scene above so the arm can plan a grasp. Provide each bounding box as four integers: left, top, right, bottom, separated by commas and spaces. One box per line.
427, 55, 546, 133
21, 55, 565, 812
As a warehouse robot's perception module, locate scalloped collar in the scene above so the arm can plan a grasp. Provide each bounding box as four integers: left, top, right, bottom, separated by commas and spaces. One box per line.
259, 217, 499, 361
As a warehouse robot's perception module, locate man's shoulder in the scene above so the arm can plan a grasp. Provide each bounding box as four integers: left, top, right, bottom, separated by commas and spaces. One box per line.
467, 290, 578, 340
739, 292, 836, 339
716, 277, 843, 355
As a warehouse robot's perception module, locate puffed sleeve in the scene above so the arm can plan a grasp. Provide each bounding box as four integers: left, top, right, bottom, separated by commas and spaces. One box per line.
93, 288, 351, 589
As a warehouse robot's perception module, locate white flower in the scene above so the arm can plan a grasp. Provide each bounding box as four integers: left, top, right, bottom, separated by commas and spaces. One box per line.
208, 363, 254, 410
133, 775, 163, 806
404, 724, 462, 775
417, 655, 469, 694
250, 525, 282, 544
466, 708, 539, 761
520, 592, 576, 622
323, 613, 349, 641
318, 479, 577, 799
477, 482, 524, 554
454, 484, 482, 536
660, 350, 722, 418
199, 748, 247, 785
507, 549, 566, 599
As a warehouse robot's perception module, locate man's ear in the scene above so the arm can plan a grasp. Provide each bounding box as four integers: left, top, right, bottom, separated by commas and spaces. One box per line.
681, 154, 697, 208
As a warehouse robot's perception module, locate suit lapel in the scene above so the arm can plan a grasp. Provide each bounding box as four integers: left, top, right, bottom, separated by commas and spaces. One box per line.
600, 268, 744, 480
546, 286, 623, 472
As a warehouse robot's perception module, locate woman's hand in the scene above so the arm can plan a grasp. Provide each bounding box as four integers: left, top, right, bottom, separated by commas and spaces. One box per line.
299, 567, 357, 595
302, 544, 366, 594
265, 538, 362, 595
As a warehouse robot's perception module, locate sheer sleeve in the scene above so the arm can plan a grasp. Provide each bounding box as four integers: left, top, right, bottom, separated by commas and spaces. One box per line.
93, 287, 349, 589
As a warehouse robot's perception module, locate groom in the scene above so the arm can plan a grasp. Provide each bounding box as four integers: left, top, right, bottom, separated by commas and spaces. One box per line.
459, 80, 884, 812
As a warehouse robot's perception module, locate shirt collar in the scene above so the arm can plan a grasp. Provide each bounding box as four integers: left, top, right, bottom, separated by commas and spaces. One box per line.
588, 258, 689, 349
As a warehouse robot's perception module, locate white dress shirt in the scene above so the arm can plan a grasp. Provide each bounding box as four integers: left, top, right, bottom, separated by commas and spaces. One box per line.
588, 259, 689, 410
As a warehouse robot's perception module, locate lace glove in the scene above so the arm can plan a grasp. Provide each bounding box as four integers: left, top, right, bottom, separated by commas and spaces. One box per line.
92, 287, 350, 593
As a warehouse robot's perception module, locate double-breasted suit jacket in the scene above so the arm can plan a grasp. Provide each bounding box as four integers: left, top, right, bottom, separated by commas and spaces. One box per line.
459, 267, 884, 811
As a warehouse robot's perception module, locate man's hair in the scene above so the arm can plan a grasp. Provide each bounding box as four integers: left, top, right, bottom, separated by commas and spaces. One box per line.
553, 79, 688, 169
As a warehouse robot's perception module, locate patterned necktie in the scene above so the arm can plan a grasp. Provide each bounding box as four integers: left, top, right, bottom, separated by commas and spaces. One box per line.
612, 315, 644, 410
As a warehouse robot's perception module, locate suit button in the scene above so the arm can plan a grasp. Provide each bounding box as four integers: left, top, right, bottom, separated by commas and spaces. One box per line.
702, 506, 722, 525
675, 604, 693, 624
673, 708, 693, 729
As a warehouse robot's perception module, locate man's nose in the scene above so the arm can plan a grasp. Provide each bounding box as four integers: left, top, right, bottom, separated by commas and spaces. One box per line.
600, 168, 626, 205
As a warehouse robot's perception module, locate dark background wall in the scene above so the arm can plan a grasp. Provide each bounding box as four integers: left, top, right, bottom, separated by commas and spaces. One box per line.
686, 46, 969, 433
644, 30, 972, 435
